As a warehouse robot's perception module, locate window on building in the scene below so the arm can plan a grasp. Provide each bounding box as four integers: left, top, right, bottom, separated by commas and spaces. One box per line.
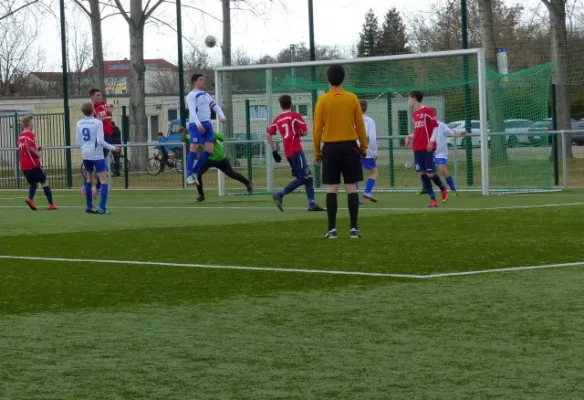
168, 109, 178, 121
109, 64, 130, 71
297, 104, 309, 116
249, 105, 268, 120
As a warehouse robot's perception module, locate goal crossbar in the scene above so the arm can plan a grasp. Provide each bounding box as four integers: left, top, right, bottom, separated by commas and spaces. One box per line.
215, 48, 482, 72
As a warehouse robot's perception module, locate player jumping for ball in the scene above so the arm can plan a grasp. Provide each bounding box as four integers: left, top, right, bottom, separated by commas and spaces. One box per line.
77, 102, 120, 214
268, 94, 324, 212
418, 107, 467, 196
17, 115, 58, 211
405, 91, 448, 207
186, 73, 227, 186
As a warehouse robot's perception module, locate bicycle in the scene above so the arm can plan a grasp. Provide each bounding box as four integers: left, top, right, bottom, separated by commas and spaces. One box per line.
147, 152, 183, 176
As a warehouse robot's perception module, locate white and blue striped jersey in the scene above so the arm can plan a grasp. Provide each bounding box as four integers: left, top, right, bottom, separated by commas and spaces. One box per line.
356, 114, 378, 159
431, 120, 454, 160
186, 90, 225, 127
76, 117, 116, 161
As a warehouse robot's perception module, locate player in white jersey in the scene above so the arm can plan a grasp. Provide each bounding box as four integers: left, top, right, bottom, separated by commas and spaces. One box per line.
185, 73, 227, 185
420, 107, 467, 195
359, 99, 379, 202
76, 102, 119, 214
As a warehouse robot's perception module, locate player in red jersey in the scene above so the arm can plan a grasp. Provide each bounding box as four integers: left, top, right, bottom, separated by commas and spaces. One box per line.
17, 115, 58, 211
267, 94, 324, 212
86, 88, 114, 198
405, 91, 448, 207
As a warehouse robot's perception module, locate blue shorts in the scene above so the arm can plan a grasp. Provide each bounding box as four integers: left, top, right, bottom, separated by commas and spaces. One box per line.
83, 159, 108, 174
189, 121, 214, 145
413, 150, 435, 173
362, 158, 376, 170
434, 157, 448, 165
287, 151, 311, 179
23, 167, 46, 185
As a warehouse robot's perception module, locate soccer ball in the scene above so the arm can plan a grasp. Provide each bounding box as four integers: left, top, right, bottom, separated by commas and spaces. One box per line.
404, 161, 411, 169
205, 35, 217, 48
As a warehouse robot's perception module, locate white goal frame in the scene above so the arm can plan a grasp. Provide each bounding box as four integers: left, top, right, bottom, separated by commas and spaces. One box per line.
214, 48, 489, 195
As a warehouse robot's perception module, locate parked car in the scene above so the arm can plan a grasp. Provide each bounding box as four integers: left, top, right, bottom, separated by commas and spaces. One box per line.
571, 118, 584, 146
503, 119, 538, 147
232, 132, 265, 157
446, 120, 481, 148
528, 118, 584, 146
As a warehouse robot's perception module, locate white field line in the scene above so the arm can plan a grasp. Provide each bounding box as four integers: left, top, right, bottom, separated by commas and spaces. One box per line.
0, 255, 583, 280
1, 202, 584, 212
0, 255, 421, 279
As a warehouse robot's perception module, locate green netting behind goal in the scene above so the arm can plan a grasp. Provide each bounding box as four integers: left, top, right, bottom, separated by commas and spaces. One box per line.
217, 51, 555, 194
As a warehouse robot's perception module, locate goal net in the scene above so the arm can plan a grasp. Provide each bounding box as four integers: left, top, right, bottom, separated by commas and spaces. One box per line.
215, 49, 555, 195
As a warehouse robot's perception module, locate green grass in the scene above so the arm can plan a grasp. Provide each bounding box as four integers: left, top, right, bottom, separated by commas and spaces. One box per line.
1, 190, 584, 399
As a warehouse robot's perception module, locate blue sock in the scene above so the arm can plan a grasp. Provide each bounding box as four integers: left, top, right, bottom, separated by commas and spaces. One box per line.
364, 178, 375, 194
28, 184, 37, 200
84, 182, 93, 209
422, 175, 435, 200
187, 151, 197, 175
446, 176, 456, 191
43, 186, 53, 205
279, 178, 306, 197
305, 178, 315, 206
99, 183, 109, 211
430, 174, 445, 190
192, 151, 211, 175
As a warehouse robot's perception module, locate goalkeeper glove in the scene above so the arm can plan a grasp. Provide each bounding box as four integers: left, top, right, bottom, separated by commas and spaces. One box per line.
272, 151, 282, 163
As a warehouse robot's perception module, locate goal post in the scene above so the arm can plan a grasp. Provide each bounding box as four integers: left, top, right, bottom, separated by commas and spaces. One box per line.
214, 48, 554, 196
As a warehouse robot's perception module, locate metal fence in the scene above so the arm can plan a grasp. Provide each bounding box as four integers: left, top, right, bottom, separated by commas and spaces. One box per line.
4, 129, 584, 192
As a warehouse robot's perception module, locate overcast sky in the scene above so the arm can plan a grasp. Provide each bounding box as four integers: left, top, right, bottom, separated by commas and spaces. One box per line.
38, 0, 544, 70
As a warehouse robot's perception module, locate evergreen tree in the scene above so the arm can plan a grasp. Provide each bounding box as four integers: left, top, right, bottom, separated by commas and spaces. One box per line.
377, 8, 410, 55
357, 9, 380, 57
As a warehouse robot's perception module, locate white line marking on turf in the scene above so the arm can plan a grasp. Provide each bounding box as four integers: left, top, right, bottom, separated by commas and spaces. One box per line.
1, 202, 584, 212
0, 255, 422, 279
424, 261, 584, 278
0, 255, 583, 279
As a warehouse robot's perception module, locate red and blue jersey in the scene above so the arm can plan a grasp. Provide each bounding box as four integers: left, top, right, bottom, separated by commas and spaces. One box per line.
267, 111, 307, 158
412, 106, 438, 151
17, 131, 40, 171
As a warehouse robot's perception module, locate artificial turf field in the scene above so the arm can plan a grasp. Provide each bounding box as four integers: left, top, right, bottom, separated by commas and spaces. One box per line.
1, 189, 584, 399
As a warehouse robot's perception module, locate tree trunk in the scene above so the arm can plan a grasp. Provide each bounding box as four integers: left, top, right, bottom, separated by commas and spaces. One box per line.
478, 0, 507, 161
128, 12, 148, 171
89, 0, 105, 97
546, 0, 572, 159
221, 0, 234, 140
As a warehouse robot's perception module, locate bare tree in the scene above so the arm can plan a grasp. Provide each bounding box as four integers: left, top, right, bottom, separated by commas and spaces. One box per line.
276, 43, 344, 62
183, 45, 212, 72
407, 0, 548, 70
72, 0, 118, 98
478, 0, 507, 159
542, 0, 572, 158
233, 49, 254, 66
112, 0, 165, 170
150, 70, 178, 94
221, 0, 234, 139
0, 0, 39, 22
0, 10, 39, 96
218, 0, 285, 138
67, 10, 93, 96
150, 46, 212, 94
